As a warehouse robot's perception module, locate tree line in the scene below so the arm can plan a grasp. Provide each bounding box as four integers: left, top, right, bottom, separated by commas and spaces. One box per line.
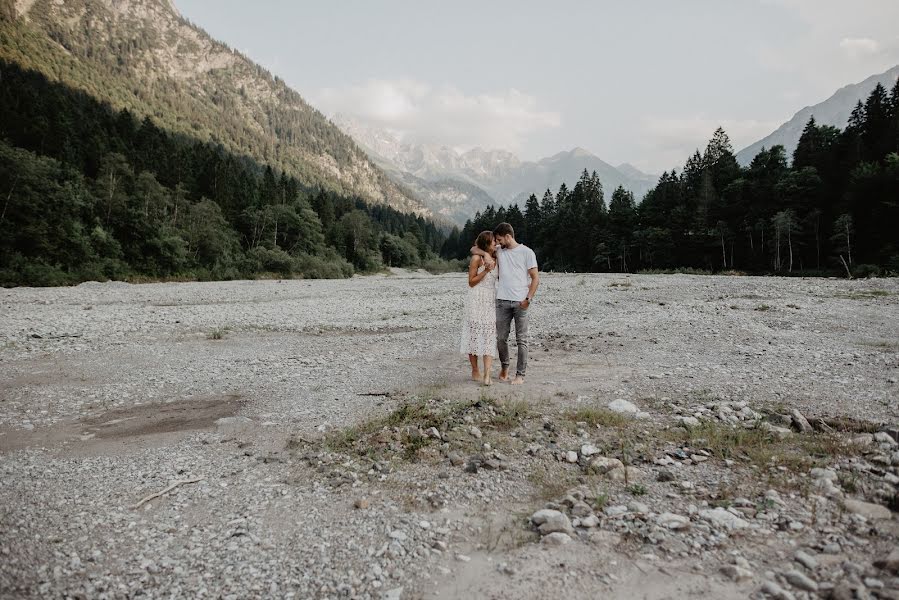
0, 62, 450, 286
444, 81, 899, 276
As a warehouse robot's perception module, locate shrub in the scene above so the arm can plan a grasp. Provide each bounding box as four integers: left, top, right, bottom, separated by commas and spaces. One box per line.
853, 264, 882, 278
294, 249, 354, 279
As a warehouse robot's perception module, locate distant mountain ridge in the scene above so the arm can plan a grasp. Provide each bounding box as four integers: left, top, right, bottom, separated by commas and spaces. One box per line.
736, 64, 899, 165
333, 115, 658, 224
1, 0, 429, 216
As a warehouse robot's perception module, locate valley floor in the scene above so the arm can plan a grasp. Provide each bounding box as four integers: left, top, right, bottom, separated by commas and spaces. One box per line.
1, 273, 897, 599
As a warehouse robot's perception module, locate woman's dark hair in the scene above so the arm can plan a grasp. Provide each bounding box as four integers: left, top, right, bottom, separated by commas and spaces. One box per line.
475, 230, 494, 251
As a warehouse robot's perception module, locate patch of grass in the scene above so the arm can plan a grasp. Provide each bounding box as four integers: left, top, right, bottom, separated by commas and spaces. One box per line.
754, 304, 772, 311
593, 492, 610, 511
490, 399, 533, 431
527, 467, 581, 502
860, 340, 899, 352
319, 395, 518, 461
207, 327, 228, 340
609, 281, 632, 288
626, 484, 647, 496
835, 289, 892, 300
564, 406, 631, 429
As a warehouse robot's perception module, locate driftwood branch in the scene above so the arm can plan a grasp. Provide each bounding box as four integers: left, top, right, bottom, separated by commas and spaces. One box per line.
130, 477, 203, 509
358, 392, 391, 397
839, 255, 853, 279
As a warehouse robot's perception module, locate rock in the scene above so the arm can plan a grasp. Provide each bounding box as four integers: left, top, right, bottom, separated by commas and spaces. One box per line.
874, 432, 898, 447
810, 468, 836, 480
388, 530, 407, 541
607, 466, 643, 482
760, 580, 795, 600
215, 416, 254, 437
760, 422, 792, 439
384, 587, 404, 600
783, 569, 818, 592
607, 399, 639, 415
863, 577, 884, 589
842, 498, 892, 520
603, 505, 628, 517
447, 452, 464, 466
720, 564, 754, 582
589, 456, 624, 474
565, 451, 578, 463
790, 409, 813, 433
794, 550, 818, 571
541, 532, 572, 546
690, 454, 709, 463
530, 509, 573, 535
874, 548, 899, 573
656, 469, 675, 482
627, 501, 649, 514
698, 507, 749, 530
579, 515, 599, 528
570, 502, 594, 518
354, 498, 370, 510
580, 444, 600, 457
655, 512, 691, 530
678, 416, 700, 428
469, 426, 482, 439
425, 427, 441, 439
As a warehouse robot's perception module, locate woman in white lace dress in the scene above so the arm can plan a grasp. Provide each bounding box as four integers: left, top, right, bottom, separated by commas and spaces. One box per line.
460, 231, 498, 385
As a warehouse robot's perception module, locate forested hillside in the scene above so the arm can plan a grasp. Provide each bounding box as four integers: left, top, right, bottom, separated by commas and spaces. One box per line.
0, 63, 447, 286
0, 0, 425, 214
445, 83, 899, 276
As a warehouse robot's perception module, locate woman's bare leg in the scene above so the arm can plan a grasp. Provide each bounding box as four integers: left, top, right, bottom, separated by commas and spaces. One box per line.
483, 356, 493, 385
468, 354, 480, 381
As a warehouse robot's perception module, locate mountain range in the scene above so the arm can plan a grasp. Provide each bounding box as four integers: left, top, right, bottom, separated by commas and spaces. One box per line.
1, 0, 428, 216
736, 64, 899, 165
333, 115, 658, 225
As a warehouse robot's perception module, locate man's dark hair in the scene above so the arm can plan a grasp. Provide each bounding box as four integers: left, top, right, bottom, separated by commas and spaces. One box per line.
493, 222, 514, 238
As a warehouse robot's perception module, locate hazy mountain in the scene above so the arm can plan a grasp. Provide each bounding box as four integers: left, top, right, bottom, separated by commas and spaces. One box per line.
2, 0, 428, 216
736, 64, 899, 165
333, 115, 658, 224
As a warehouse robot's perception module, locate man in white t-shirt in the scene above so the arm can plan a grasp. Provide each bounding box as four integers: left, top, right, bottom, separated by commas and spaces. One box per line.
472, 222, 539, 384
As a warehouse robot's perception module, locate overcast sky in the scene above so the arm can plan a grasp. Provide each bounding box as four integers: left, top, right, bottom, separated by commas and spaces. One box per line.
176, 0, 899, 173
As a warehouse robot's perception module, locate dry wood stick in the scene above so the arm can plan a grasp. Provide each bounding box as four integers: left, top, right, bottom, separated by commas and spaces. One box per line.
130, 477, 203, 510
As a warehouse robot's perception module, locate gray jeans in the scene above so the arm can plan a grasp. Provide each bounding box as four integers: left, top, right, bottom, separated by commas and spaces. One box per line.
496, 299, 529, 376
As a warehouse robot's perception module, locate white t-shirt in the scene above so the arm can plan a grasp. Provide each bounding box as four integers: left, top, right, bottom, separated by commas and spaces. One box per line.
495, 244, 538, 301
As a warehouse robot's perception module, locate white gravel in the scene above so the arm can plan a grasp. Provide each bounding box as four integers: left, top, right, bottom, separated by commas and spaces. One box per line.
1, 272, 897, 599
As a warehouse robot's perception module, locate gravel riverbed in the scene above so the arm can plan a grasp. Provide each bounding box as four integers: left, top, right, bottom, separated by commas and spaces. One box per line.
1, 272, 897, 599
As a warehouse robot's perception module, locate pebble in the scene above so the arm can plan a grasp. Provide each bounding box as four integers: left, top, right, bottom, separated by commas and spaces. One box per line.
794, 550, 817, 571
541, 532, 572, 546
783, 569, 818, 592
530, 509, 573, 535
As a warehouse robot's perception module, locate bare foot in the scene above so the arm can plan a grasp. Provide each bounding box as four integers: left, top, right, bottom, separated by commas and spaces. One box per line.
498, 369, 510, 382
471, 369, 481, 381
482, 373, 492, 386
511, 376, 525, 385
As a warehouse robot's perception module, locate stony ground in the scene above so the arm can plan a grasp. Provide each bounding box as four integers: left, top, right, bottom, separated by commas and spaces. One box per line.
1, 271, 898, 600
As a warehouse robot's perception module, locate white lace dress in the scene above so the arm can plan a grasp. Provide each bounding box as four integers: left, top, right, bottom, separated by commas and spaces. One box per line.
460, 265, 497, 357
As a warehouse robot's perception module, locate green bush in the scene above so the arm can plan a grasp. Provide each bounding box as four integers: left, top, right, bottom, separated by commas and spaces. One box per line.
245, 246, 294, 276
294, 249, 354, 279
853, 264, 882, 278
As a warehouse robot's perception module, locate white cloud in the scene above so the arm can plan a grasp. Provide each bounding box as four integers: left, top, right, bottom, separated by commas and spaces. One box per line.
638, 116, 782, 171
312, 79, 560, 153
839, 37, 879, 58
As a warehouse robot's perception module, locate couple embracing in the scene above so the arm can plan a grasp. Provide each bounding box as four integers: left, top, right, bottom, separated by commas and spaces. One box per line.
460, 222, 539, 386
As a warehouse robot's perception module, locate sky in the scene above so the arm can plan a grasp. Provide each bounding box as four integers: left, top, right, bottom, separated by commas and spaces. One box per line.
175, 0, 899, 173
